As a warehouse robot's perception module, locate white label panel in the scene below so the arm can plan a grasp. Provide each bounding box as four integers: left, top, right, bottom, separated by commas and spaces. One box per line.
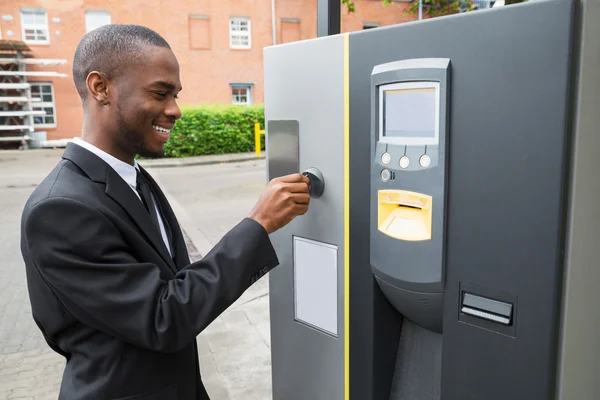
293, 236, 338, 336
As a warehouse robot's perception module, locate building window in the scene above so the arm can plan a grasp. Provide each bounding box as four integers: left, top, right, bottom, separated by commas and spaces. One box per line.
30, 83, 56, 128
85, 11, 111, 33
20, 8, 49, 44
229, 17, 251, 49
230, 84, 253, 106
363, 22, 380, 30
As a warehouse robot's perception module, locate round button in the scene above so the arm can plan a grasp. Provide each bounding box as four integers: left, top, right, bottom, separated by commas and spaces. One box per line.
420, 154, 431, 168
381, 152, 391, 165
399, 156, 410, 169
380, 169, 391, 182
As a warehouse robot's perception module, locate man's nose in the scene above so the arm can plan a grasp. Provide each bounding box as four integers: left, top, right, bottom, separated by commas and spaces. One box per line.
165, 98, 182, 120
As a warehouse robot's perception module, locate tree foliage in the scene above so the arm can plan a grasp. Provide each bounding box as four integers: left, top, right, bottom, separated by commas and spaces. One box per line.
404, 0, 475, 17
342, 0, 395, 13
342, 0, 473, 17
344, 0, 526, 18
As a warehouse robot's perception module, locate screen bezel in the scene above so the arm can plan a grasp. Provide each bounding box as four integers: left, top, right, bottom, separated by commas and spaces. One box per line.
378, 81, 441, 146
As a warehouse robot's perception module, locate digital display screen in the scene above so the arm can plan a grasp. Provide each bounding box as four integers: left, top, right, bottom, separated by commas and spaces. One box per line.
384, 88, 436, 138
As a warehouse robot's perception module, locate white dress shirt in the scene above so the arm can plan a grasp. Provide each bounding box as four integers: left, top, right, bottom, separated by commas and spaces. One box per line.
72, 138, 172, 256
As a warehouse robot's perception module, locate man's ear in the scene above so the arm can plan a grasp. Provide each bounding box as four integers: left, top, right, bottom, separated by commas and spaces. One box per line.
86, 71, 110, 105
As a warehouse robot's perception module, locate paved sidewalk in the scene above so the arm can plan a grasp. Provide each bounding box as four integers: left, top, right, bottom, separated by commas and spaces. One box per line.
0, 148, 265, 169
0, 149, 273, 400
148, 160, 273, 400
137, 151, 265, 168
0, 152, 68, 400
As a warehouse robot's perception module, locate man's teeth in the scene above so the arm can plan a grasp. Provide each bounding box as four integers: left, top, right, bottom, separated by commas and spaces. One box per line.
153, 125, 171, 134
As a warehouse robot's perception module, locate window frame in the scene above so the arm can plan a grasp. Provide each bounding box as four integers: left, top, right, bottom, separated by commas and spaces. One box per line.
229, 17, 251, 49
30, 82, 57, 128
20, 8, 50, 45
363, 22, 380, 30
230, 84, 253, 106
85, 10, 111, 33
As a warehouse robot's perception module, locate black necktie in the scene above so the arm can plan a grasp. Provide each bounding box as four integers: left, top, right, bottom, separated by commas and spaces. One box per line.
136, 169, 162, 235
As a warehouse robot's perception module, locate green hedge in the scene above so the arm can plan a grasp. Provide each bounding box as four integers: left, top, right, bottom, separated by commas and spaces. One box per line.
162, 104, 265, 158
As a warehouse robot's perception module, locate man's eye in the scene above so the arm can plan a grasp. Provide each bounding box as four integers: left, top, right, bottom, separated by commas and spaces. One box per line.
154, 92, 167, 97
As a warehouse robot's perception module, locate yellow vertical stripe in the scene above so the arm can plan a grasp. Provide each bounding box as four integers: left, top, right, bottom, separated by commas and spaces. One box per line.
343, 32, 350, 400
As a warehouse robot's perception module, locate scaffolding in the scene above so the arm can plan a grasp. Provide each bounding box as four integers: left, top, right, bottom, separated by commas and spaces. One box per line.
0, 40, 67, 149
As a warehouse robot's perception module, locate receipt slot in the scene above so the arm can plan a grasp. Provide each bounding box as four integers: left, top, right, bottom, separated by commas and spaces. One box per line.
371, 60, 449, 333
264, 0, 600, 399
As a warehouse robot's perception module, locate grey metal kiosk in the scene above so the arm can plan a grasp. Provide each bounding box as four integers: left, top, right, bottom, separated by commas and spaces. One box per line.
264, 0, 600, 398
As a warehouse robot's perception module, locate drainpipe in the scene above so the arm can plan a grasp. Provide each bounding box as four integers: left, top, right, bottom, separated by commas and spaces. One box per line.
271, 0, 277, 45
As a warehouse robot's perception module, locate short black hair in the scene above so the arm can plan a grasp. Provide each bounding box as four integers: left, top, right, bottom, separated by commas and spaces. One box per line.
72, 24, 171, 100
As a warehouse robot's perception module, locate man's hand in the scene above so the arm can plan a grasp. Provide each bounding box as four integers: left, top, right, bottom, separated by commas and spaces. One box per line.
248, 173, 311, 234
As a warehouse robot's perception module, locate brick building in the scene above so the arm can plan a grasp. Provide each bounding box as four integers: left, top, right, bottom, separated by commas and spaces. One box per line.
0, 0, 418, 143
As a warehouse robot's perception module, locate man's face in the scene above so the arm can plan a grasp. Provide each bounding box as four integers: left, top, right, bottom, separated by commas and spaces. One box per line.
110, 46, 182, 159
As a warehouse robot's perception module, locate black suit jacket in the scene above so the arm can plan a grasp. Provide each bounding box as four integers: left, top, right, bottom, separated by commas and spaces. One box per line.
20, 143, 279, 400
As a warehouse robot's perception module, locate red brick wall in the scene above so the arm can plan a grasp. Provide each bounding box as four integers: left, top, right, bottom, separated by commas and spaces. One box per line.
0, 0, 417, 141
342, 0, 419, 31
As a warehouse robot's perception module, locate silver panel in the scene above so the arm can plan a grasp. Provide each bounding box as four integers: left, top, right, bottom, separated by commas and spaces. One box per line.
266, 120, 299, 180
265, 33, 346, 400
557, 0, 600, 398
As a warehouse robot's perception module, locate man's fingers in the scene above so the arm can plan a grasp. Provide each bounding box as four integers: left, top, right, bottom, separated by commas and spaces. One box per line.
285, 182, 310, 193
279, 173, 310, 184
295, 203, 309, 215
289, 193, 311, 205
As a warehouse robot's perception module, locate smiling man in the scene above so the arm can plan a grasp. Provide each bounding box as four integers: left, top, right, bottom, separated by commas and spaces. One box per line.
72, 24, 180, 161
20, 25, 310, 400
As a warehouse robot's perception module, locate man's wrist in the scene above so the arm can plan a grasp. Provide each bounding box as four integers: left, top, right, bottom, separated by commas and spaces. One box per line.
247, 216, 271, 235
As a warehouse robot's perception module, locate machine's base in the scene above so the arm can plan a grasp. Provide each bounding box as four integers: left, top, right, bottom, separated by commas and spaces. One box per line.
390, 319, 442, 400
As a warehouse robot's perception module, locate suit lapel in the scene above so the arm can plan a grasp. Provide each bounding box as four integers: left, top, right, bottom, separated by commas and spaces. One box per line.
139, 166, 191, 270
104, 168, 178, 273
62, 143, 177, 274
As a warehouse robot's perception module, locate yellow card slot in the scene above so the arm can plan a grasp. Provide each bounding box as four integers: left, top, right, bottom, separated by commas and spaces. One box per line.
377, 190, 432, 241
